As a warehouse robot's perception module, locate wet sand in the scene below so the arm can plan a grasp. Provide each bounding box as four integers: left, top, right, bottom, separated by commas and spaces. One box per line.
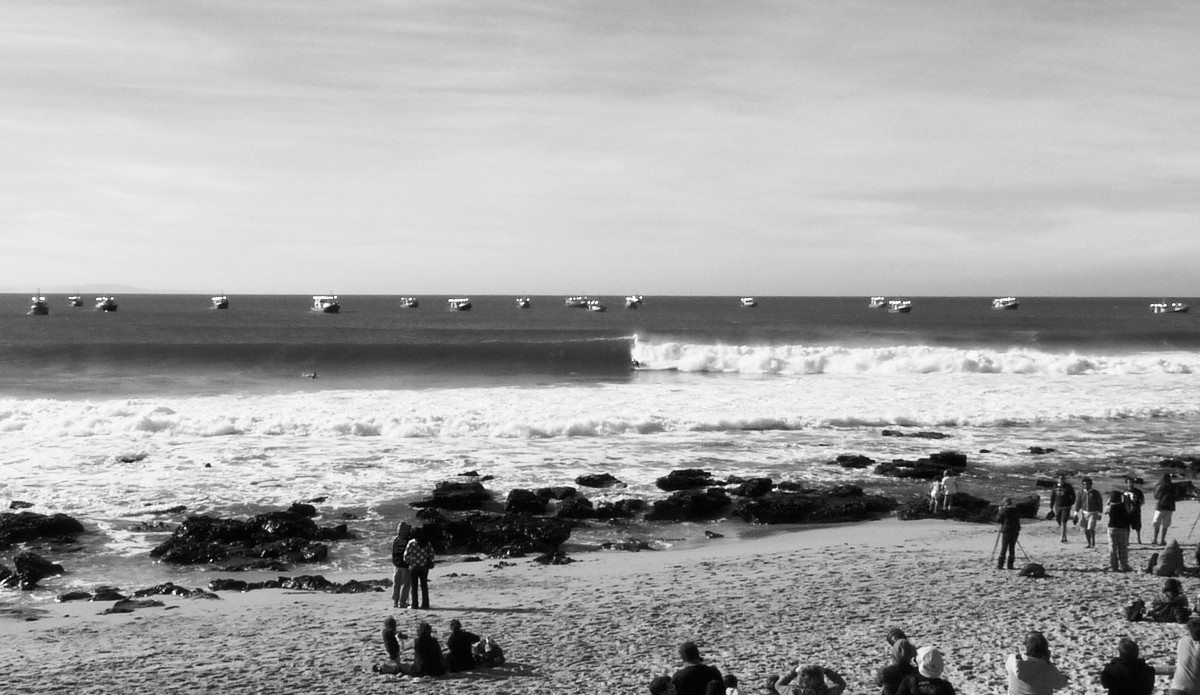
3, 508, 1200, 694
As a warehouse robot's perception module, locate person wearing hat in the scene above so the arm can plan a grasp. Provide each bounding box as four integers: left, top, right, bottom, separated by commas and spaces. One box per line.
1153, 472, 1177, 546
389, 521, 414, 608
1074, 478, 1104, 548
1005, 631, 1068, 695
896, 646, 955, 695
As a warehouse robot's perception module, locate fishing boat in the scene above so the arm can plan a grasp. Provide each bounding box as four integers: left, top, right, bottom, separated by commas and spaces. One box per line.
868, 296, 887, 309
991, 297, 1019, 310
28, 294, 48, 315
399, 297, 419, 308
311, 295, 340, 313
1150, 302, 1190, 314
586, 300, 607, 312
67, 295, 83, 307
887, 300, 912, 313
740, 297, 757, 307
564, 296, 590, 308
211, 295, 229, 310
625, 295, 644, 309
95, 296, 118, 312
515, 297, 531, 308
447, 297, 472, 311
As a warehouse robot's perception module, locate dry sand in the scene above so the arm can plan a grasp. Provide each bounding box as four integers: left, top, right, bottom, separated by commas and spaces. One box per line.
4, 508, 1200, 695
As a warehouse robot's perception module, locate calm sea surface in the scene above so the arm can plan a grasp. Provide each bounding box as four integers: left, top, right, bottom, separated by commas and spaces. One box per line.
1, 294, 1198, 597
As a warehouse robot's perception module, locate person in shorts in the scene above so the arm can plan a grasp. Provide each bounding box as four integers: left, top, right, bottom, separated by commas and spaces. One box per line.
1049, 475, 1076, 543
1123, 477, 1145, 544
1153, 472, 1177, 546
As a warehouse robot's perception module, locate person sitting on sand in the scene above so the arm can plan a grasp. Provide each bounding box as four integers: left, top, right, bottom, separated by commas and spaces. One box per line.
1153, 472, 1177, 546
371, 616, 407, 674
895, 646, 954, 695
876, 638, 918, 695
1170, 617, 1200, 695
1049, 475, 1076, 544
1147, 577, 1190, 623
1098, 637, 1155, 695
650, 675, 678, 695
444, 618, 480, 672
1074, 477, 1104, 548
403, 621, 445, 677
769, 663, 847, 695
473, 635, 506, 667
1005, 631, 1068, 695
403, 526, 435, 610
390, 521, 414, 609
672, 641, 723, 695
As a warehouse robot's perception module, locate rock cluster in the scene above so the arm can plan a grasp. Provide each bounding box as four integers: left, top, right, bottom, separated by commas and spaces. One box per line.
149, 509, 353, 566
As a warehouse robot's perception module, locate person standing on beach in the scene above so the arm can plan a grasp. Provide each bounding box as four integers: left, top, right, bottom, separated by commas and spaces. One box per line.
1106, 491, 1133, 572
671, 641, 723, 695
403, 526, 435, 609
1005, 631, 1068, 695
390, 521, 414, 608
929, 477, 945, 513
941, 471, 960, 512
1098, 637, 1155, 695
1049, 475, 1076, 543
1124, 477, 1146, 544
1074, 478, 1104, 548
1154, 473, 1177, 546
996, 498, 1022, 570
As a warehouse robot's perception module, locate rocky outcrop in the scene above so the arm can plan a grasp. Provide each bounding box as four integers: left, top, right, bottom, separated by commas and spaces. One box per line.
645, 489, 731, 522
726, 477, 774, 498
874, 452, 967, 480
833, 455, 875, 469
415, 511, 574, 557
0, 511, 86, 550
732, 485, 898, 524
209, 575, 389, 593
575, 473, 624, 488
409, 481, 493, 511
882, 430, 950, 439
898, 492, 1040, 523
505, 489, 546, 515
655, 469, 719, 492
149, 510, 352, 566
1, 551, 66, 590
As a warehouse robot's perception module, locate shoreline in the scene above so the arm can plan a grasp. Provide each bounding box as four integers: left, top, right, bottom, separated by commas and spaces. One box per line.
6, 509, 1200, 694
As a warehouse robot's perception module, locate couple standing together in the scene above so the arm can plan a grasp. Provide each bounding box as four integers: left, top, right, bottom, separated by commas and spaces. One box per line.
391, 521, 435, 609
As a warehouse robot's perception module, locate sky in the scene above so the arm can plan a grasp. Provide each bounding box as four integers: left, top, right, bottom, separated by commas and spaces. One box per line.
2, 0, 1199, 296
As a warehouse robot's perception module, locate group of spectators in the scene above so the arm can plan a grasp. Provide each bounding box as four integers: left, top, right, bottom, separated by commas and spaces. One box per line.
373, 617, 505, 677
647, 623, 1200, 695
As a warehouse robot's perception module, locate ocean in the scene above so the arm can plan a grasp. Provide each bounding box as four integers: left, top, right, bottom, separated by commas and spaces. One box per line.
2, 293, 1199, 597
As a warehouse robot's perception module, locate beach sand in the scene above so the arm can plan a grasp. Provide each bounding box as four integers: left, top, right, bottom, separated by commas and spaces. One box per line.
4, 508, 1199, 695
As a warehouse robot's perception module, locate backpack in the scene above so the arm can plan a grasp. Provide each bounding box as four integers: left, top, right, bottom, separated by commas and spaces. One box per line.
1018, 563, 1046, 578
1124, 598, 1145, 622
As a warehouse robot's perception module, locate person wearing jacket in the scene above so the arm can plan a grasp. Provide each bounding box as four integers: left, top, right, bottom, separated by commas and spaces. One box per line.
996, 498, 1022, 570
403, 527, 435, 610
1098, 637, 1155, 695
389, 521, 414, 608
1074, 477, 1104, 548
1048, 476, 1076, 543
1106, 491, 1133, 572
1154, 473, 1177, 546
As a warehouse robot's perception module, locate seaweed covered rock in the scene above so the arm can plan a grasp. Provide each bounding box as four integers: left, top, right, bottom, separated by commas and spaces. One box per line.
1, 551, 66, 590
420, 512, 573, 557
874, 451, 968, 480
410, 480, 493, 511
645, 488, 731, 522
732, 485, 898, 524
898, 493, 1039, 523
505, 489, 546, 515
727, 477, 774, 498
0, 512, 86, 550
149, 510, 350, 566
656, 469, 719, 492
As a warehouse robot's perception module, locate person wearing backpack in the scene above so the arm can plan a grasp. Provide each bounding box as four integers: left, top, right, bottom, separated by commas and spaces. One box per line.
1049, 475, 1076, 543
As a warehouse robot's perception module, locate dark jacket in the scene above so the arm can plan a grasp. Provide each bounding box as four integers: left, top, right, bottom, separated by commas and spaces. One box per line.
877, 662, 918, 695
1099, 656, 1155, 695
1156, 483, 1177, 511
390, 527, 414, 567
896, 673, 956, 695
411, 634, 446, 677
1107, 501, 1132, 529
998, 505, 1021, 535
1050, 483, 1075, 510
446, 629, 480, 672
673, 662, 723, 695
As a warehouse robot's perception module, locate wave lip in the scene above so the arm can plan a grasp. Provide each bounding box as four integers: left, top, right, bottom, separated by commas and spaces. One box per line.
630, 338, 1200, 375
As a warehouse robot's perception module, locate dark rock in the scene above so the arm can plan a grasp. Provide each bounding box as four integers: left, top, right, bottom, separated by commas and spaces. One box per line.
149, 510, 350, 566
646, 488, 731, 522
874, 451, 968, 480
115, 452, 148, 463
103, 598, 164, 614
575, 473, 624, 488
555, 496, 595, 519
410, 481, 493, 511
8, 501, 34, 510
213, 559, 290, 572
834, 455, 875, 469
655, 469, 719, 492
56, 591, 93, 602
593, 499, 644, 519
207, 575, 386, 594
534, 551, 573, 565
91, 588, 128, 601
728, 478, 773, 498
0, 564, 10, 584
304, 496, 328, 504
0, 511, 86, 550
776, 481, 814, 493
535, 487, 578, 501
898, 492, 1037, 524
732, 486, 898, 524
209, 578, 249, 592
288, 503, 318, 518
422, 512, 573, 556
704, 530, 724, 539
4, 551, 66, 590
882, 430, 950, 439
601, 539, 654, 552
1029, 447, 1056, 455
129, 505, 188, 516
505, 489, 546, 515
315, 524, 352, 541
132, 582, 202, 598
